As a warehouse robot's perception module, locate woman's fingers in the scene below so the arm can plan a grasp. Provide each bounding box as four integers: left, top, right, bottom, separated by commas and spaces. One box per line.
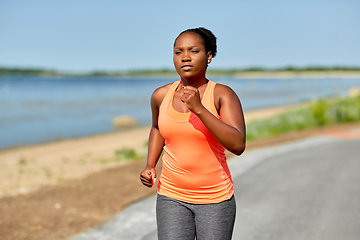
180, 86, 203, 113
140, 168, 157, 188
181, 87, 197, 103
140, 174, 152, 187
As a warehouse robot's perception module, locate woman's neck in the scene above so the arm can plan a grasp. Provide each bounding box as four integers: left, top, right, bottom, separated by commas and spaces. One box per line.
180, 74, 208, 88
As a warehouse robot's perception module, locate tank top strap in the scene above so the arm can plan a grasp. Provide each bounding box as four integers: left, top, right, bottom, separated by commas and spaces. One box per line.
203, 80, 220, 118
160, 81, 181, 109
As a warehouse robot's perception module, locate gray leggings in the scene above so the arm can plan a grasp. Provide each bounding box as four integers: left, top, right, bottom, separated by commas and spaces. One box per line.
156, 194, 236, 240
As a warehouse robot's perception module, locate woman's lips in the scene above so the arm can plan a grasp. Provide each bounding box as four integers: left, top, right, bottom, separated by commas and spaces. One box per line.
181, 65, 193, 71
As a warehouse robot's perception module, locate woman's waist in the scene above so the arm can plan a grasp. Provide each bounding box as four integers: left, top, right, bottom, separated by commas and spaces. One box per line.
160, 168, 231, 190
160, 155, 232, 190
158, 166, 234, 204
162, 149, 227, 172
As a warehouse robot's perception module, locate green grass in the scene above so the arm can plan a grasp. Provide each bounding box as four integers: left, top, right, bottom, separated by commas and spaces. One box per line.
114, 148, 145, 161
18, 158, 27, 166
42, 167, 52, 179
246, 95, 360, 141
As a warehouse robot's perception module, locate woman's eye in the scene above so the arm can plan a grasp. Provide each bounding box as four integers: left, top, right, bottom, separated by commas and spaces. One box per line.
175, 51, 181, 55
192, 50, 199, 53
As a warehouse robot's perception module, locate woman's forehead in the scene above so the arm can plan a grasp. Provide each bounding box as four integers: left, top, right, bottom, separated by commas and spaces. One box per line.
174, 32, 204, 47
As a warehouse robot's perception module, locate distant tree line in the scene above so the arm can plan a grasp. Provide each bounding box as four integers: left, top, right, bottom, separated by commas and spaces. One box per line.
0, 67, 59, 76
270, 66, 360, 72
208, 66, 360, 74
1, 66, 359, 77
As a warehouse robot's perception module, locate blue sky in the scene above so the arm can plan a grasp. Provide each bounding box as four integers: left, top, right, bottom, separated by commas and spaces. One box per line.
0, 0, 359, 72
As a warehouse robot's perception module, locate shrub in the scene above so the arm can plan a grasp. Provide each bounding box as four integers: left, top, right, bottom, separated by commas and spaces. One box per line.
246, 95, 360, 141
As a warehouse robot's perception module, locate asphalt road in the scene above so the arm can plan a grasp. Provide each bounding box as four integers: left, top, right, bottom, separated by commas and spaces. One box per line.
72, 135, 360, 240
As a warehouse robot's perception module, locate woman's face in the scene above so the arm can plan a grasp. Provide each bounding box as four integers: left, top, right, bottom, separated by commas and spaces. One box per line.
173, 32, 212, 80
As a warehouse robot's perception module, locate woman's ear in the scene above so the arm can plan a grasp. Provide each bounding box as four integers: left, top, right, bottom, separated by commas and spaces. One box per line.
207, 52, 213, 64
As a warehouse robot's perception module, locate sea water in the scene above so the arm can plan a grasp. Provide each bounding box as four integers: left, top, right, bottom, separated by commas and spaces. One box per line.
0, 75, 359, 149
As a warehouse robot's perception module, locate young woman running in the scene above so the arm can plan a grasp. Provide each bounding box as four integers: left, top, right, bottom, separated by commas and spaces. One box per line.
140, 27, 246, 240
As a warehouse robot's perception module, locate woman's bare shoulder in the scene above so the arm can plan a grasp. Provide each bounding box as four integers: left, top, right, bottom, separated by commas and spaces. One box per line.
151, 82, 175, 105
214, 82, 234, 92
214, 82, 239, 100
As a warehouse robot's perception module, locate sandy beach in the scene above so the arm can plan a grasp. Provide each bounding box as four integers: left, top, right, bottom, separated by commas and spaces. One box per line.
0, 105, 295, 199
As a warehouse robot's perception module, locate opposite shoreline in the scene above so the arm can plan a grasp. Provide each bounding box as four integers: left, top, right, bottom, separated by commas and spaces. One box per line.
2, 70, 360, 79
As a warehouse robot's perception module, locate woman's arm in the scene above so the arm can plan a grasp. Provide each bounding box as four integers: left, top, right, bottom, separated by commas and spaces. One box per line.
181, 84, 246, 155
140, 86, 167, 187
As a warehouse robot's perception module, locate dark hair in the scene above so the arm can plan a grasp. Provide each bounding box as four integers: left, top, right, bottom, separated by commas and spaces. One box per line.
175, 27, 217, 58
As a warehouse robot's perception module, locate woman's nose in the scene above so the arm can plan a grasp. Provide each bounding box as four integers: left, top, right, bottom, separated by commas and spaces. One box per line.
182, 52, 191, 62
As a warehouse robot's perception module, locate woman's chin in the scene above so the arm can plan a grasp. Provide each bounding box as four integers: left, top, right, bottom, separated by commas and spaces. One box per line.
179, 71, 205, 80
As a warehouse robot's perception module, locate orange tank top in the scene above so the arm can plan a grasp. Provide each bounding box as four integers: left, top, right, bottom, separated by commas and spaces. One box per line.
157, 80, 234, 204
